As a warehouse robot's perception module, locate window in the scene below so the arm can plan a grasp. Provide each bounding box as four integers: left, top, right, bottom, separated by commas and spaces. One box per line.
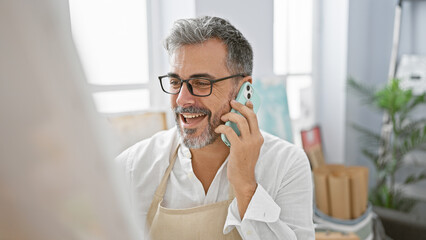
274, 0, 315, 145
69, 0, 150, 113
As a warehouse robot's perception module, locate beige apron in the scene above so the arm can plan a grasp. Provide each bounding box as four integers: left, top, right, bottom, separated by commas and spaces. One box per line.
146, 146, 242, 240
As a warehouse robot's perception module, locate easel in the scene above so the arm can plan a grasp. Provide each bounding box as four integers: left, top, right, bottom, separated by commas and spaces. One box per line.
377, 0, 425, 172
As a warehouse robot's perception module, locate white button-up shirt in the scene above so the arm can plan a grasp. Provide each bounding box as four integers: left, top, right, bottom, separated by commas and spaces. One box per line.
116, 127, 314, 239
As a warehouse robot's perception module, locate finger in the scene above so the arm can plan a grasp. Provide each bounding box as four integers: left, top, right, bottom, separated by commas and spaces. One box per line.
215, 125, 241, 145
220, 112, 250, 138
246, 100, 254, 110
230, 100, 259, 134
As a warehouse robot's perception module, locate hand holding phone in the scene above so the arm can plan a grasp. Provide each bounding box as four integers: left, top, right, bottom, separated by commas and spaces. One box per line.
221, 82, 261, 147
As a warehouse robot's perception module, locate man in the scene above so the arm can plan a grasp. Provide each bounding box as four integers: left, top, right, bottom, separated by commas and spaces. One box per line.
117, 16, 314, 239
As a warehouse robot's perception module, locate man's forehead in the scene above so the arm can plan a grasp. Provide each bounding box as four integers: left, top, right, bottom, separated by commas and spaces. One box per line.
169, 41, 229, 76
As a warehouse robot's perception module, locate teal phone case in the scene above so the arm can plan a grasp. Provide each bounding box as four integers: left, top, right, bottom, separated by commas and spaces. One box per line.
221, 82, 261, 147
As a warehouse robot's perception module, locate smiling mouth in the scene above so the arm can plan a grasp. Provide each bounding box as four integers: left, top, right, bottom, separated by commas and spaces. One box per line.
181, 113, 207, 125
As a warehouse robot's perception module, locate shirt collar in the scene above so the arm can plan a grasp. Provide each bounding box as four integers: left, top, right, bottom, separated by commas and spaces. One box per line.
177, 144, 230, 175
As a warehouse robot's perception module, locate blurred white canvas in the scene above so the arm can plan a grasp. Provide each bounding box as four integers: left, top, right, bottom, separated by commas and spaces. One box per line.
0, 1, 143, 239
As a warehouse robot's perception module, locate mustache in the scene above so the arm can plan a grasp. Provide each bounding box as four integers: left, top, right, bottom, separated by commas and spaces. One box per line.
173, 106, 211, 117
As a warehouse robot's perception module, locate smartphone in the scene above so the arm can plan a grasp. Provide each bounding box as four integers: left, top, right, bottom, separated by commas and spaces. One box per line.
221, 82, 261, 147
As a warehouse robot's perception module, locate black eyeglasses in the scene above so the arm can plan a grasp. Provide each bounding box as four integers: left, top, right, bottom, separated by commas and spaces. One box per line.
158, 73, 245, 97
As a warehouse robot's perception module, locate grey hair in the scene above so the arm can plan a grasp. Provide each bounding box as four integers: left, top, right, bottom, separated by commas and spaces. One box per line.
164, 16, 253, 76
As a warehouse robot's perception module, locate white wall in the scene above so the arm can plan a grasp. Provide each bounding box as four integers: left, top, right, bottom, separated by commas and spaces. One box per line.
344, 0, 396, 180
316, 0, 349, 164
399, 0, 426, 55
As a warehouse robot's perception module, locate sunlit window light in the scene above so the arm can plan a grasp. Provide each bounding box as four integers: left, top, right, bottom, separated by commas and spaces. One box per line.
93, 89, 150, 113
69, 0, 149, 85
288, 0, 313, 73
273, 0, 288, 75
274, 0, 313, 75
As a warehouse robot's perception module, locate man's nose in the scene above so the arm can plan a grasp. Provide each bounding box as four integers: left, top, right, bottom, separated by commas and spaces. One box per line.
176, 82, 195, 107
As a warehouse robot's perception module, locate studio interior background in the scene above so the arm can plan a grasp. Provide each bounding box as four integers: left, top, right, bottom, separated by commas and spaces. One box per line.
1, 0, 425, 239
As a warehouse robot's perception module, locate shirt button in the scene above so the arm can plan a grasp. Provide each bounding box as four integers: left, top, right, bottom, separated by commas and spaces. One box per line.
187, 172, 194, 179
184, 150, 191, 158
246, 230, 252, 235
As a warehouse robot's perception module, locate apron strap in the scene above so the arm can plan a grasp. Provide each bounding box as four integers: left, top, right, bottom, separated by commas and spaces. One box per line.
154, 145, 180, 198
146, 145, 180, 227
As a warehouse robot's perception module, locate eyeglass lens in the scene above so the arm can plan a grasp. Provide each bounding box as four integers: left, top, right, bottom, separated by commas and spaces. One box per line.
161, 77, 212, 96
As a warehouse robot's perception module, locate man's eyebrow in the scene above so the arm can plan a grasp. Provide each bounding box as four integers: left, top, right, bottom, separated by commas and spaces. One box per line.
189, 73, 215, 79
167, 72, 180, 78
167, 72, 215, 79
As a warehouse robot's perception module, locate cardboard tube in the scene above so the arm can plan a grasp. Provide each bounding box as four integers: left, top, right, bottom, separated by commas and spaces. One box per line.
349, 166, 369, 213
313, 167, 330, 215
347, 167, 364, 218
328, 171, 351, 220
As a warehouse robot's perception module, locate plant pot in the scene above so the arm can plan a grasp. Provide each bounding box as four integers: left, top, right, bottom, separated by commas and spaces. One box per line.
373, 206, 426, 240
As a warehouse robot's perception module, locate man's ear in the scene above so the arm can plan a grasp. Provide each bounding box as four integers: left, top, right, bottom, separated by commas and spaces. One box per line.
245, 75, 253, 84
235, 76, 253, 92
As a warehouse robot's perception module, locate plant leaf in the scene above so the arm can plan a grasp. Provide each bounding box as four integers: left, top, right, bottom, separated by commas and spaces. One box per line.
347, 77, 376, 105
401, 93, 426, 117
398, 118, 426, 138
404, 171, 426, 185
396, 125, 426, 159
351, 123, 381, 141
374, 79, 413, 114
351, 123, 382, 152
361, 149, 380, 167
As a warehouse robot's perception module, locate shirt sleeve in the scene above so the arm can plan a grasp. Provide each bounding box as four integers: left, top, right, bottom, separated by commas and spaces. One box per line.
223, 155, 315, 240
114, 147, 136, 205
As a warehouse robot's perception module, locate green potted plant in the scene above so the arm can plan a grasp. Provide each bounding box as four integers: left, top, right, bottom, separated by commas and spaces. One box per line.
348, 78, 426, 210
348, 78, 426, 238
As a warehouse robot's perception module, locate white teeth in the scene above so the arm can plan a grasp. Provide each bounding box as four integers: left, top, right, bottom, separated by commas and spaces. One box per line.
182, 114, 205, 119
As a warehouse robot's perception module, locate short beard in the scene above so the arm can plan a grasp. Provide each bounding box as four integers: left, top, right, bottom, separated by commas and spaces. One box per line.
173, 89, 236, 149
173, 106, 220, 149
